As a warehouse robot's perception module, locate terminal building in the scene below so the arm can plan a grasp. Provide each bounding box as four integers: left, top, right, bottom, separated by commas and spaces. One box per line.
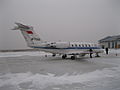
98, 35, 120, 49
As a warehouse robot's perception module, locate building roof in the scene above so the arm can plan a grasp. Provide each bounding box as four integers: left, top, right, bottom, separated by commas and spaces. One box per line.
99, 35, 120, 43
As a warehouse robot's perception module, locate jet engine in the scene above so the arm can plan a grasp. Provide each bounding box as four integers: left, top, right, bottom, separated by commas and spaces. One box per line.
47, 42, 70, 48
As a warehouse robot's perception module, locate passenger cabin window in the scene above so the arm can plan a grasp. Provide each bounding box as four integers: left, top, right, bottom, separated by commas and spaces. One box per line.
75, 44, 77, 47
72, 44, 74, 47
79, 44, 81, 47
91, 44, 94, 47
82, 44, 84, 47
85, 44, 87, 47
95, 44, 97, 47
88, 44, 91, 47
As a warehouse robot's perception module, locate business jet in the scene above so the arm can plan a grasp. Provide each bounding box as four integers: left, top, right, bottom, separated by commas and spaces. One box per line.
12, 23, 104, 60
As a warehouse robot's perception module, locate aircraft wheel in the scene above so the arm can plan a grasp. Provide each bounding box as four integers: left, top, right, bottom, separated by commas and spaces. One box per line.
71, 56, 75, 60
89, 49, 93, 58
90, 53, 92, 58
62, 54, 67, 59
95, 53, 100, 57
52, 54, 56, 57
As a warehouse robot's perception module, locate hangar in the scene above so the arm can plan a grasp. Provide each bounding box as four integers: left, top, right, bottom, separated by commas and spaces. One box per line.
99, 35, 120, 49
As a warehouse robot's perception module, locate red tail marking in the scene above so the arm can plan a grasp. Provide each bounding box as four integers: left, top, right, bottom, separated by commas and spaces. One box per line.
26, 31, 33, 34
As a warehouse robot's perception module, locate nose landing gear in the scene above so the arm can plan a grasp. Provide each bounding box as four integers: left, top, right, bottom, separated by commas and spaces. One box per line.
89, 49, 93, 58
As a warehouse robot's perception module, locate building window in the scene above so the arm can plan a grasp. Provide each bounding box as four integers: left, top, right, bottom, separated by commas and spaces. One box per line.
115, 41, 117, 48
112, 42, 114, 48
108, 42, 110, 48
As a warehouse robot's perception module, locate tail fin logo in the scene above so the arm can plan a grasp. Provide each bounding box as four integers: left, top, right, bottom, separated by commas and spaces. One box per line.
31, 38, 41, 41
26, 31, 33, 34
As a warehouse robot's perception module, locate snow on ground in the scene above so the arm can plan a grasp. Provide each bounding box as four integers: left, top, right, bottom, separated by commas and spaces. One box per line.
109, 49, 120, 54
0, 66, 120, 90
0, 49, 120, 90
0, 51, 51, 58
0, 49, 120, 58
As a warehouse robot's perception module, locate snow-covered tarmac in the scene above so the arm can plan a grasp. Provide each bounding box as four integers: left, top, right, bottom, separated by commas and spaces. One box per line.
0, 49, 120, 90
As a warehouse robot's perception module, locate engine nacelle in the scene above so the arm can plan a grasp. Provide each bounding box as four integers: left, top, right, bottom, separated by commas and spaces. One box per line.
47, 42, 70, 48
55, 42, 70, 48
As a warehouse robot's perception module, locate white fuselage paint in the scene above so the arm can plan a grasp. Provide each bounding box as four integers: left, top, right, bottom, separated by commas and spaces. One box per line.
12, 23, 104, 57
30, 41, 103, 55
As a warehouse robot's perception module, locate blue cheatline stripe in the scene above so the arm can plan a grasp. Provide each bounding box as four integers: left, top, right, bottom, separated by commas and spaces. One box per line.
30, 46, 101, 49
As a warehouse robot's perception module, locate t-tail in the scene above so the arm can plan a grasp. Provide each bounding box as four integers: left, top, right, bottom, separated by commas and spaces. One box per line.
12, 22, 42, 47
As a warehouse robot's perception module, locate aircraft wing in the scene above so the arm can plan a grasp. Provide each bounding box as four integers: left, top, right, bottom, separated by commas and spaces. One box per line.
65, 50, 100, 55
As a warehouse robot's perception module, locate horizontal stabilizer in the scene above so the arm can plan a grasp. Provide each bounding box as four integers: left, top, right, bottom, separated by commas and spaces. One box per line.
12, 22, 31, 30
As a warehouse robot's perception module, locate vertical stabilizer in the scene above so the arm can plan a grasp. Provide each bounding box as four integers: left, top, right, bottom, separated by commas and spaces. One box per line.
12, 22, 42, 47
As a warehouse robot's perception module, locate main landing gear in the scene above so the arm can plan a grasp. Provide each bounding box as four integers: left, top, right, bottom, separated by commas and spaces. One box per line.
89, 49, 100, 58
89, 49, 93, 58
62, 55, 76, 60
52, 54, 56, 57
62, 54, 67, 59
71, 56, 76, 60
95, 53, 100, 57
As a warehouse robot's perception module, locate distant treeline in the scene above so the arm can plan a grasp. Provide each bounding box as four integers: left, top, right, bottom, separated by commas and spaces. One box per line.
0, 49, 39, 52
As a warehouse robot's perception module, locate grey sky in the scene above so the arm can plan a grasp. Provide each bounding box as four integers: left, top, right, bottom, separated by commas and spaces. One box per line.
0, 0, 120, 50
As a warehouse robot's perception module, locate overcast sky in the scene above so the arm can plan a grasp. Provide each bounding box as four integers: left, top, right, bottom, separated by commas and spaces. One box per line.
0, 0, 120, 50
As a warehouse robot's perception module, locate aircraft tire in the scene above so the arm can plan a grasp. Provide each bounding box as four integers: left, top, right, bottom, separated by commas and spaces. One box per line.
62, 54, 67, 59
71, 56, 75, 60
95, 53, 100, 57
52, 54, 56, 57
62, 55, 66, 59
